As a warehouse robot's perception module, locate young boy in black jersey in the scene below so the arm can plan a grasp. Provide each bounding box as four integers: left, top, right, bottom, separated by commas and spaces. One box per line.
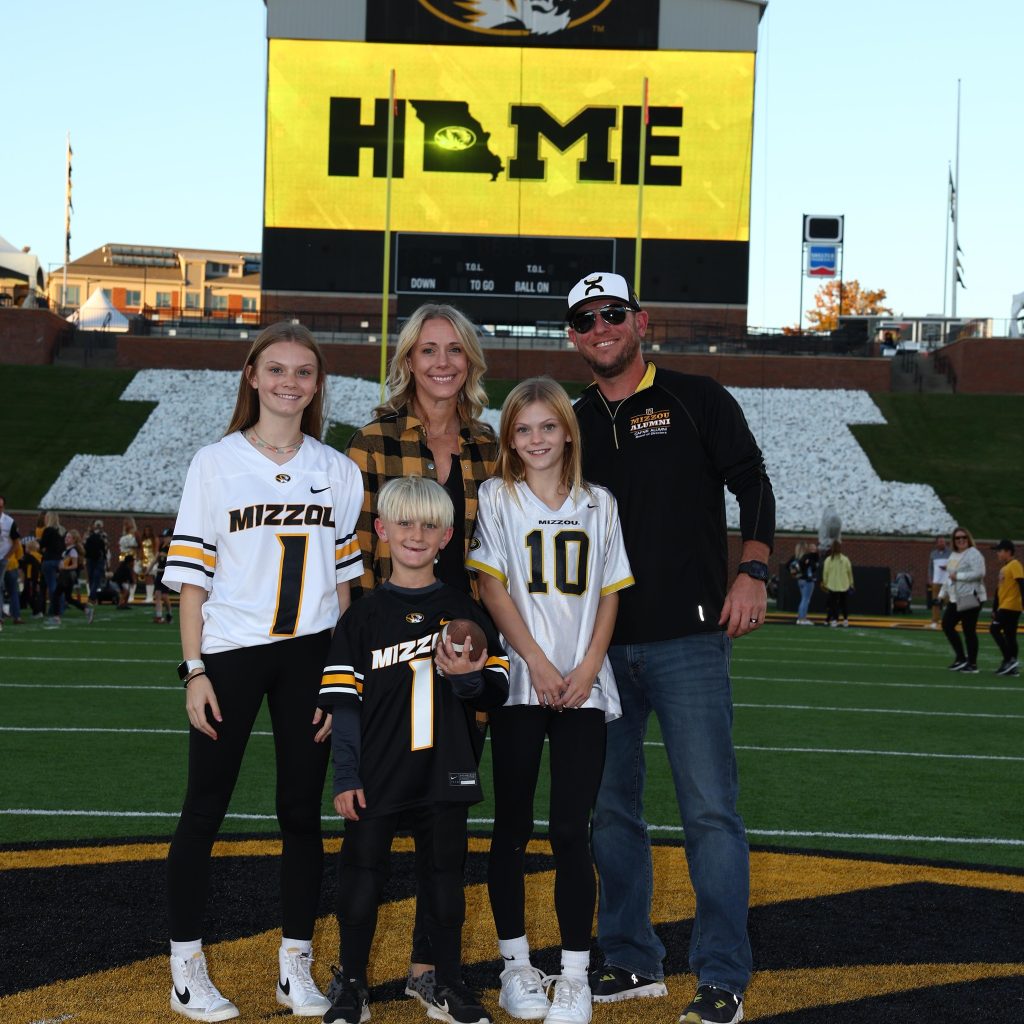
320, 476, 510, 1024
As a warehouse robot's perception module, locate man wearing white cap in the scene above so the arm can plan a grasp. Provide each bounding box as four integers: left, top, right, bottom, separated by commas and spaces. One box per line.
566, 273, 775, 1024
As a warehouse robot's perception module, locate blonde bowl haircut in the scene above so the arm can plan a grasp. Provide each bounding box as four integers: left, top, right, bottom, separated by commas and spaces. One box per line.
376, 476, 455, 531
496, 376, 584, 499
225, 320, 327, 439
376, 304, 489, 425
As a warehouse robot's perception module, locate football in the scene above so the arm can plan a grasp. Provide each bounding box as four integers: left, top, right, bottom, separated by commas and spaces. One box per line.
441, 618, 488, 656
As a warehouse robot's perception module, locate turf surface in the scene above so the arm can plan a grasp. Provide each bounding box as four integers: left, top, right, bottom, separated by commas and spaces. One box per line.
2, 613, 1022, 1021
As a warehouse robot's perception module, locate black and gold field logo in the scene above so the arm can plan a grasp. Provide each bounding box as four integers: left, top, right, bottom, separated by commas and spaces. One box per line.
416, 0, 612, 37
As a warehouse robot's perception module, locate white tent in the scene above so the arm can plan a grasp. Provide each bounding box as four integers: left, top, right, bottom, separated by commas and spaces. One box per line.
66, 288, 131, 331
0, 234, 46, 293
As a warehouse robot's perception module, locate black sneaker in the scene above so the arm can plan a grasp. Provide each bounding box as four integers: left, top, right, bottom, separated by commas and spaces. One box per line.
324, 969, 370, 1024
428, 981, 491, 1024
589, 965, 668, 1003
948, 659, 967, 671
680, 984, 743, 1024
960, 663, 979, 674
997, 658, 1020, 676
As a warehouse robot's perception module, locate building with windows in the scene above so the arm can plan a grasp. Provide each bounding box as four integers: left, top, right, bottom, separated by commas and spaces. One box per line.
48, 244, 261, 322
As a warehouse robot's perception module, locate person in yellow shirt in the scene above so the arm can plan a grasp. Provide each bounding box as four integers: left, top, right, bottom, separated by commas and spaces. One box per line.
820, 539, 854, 628
989, 540, 1023, 677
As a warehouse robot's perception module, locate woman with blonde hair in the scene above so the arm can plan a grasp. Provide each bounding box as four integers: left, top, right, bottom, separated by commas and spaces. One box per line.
344, 302, 497, 1003
39, 511, 65, 624
162, 320, 363, 1020
939, 526, 987, 673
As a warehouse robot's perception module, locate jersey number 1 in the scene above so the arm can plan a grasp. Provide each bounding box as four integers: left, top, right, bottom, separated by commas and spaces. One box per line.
271, 534, 308, 636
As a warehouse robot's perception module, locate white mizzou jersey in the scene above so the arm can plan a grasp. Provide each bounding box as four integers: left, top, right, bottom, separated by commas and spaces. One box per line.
467, 478, 634, 719
163, 431, 363, 653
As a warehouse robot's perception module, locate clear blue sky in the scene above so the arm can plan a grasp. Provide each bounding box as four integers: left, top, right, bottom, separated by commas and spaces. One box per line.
3, 1, 1021, 331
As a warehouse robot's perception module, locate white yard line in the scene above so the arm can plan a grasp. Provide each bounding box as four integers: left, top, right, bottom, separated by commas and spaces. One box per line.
735, 701, 1024, 719
733, 674, 1021, 694
4, 808, 1019, 848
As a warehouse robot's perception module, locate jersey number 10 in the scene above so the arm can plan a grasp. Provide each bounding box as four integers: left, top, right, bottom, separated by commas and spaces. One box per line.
525, 529, 589, 596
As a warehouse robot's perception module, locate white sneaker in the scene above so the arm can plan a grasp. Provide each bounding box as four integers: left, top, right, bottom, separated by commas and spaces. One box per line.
543, 976, 591, 1024
277, 946, 331, 1016
499, 964, 550, 1020
170, 952, 239, 1022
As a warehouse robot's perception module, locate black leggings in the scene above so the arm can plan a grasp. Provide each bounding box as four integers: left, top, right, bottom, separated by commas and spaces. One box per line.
487, 705, 606, 951
337, 803, 468, 986
990, 609, 1020, 662
942, 603, 982, 664
826, 590, 848, 622
167, 630, 332, 941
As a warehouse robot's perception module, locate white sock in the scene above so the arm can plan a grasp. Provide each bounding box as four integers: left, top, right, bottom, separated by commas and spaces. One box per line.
281, 937, 312, 955
561, 949, 589, 980
170, 939, 202, 960
498, 935, 532, 970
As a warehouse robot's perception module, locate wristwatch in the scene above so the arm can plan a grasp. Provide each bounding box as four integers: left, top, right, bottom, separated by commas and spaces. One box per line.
737, 560, 770, 583
177, 658, 206, 683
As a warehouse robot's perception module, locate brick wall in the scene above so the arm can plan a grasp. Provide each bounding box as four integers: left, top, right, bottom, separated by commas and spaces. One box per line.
941, 336, 1024, 393
0, 309, 70, 364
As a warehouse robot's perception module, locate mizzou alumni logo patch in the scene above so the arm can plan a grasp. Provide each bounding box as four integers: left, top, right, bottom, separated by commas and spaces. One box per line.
416, 1, 612, 37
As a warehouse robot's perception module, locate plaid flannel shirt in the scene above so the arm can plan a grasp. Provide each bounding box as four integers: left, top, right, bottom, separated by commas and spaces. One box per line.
344, 405, 498, 597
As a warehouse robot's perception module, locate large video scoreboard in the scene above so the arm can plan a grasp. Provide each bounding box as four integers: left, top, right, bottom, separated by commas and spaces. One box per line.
262, 1, 759, 320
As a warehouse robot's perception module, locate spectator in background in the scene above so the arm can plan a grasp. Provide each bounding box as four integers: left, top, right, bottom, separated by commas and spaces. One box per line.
140, 524, 158, 604
4, 535, 24, 625
84, 519, 109, 600
49, 529, 94, 626
795, 540, 819, 626
40, 511, 65, 622
152, 528, 174, 624
118, 517, 140, 604
820, 539, 854, 628
928, 536, 949, 630
0, 495, 23, 624
989, 540, 1022, 677
111, 553, 136, 610
939, 526, 986, 673
21, 538, 44, 617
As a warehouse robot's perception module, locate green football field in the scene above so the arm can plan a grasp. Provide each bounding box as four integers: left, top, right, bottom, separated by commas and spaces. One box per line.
2, 611, 1021, 870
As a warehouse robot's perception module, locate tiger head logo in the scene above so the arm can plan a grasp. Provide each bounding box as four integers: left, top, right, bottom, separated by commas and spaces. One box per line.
419, 1, 609, 37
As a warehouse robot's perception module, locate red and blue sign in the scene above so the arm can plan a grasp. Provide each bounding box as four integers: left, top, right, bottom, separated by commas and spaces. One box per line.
807, 244, 838, 277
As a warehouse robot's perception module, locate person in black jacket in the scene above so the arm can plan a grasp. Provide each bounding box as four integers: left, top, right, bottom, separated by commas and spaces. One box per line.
565, 273, 775, 1024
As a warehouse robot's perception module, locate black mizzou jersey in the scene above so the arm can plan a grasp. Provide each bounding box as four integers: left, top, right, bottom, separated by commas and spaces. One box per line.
320, 582, 509, 817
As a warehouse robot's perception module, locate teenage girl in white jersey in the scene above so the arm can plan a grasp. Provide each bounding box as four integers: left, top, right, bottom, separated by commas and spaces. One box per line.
467, 378, 634, 1024
162, 321, 363, 1021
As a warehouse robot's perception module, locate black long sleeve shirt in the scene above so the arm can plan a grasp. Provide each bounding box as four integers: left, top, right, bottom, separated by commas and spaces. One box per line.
575, 363, 775, 644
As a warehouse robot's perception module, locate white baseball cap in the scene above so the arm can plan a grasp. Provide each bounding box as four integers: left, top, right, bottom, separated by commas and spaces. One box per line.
566, 272, 641, 319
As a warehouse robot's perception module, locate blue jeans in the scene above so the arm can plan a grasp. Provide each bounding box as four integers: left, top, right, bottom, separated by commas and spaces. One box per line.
797, 579, 814, 619
593, 632, 751, 997
87, 558, 107, 599
41, 559, 61, 616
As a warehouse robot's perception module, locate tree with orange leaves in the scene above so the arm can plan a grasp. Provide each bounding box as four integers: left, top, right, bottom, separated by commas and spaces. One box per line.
804, 279, 893, 332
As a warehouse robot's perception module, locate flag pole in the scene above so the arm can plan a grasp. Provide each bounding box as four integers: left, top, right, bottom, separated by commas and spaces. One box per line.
950, 79, 961, 317
63, 131, 72, 310
634, 77, 648, 301
379, 69, 397, 402
943, 162, 951, 316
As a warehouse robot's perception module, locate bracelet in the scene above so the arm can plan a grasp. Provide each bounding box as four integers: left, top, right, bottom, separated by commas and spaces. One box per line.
183, 669, 208, 688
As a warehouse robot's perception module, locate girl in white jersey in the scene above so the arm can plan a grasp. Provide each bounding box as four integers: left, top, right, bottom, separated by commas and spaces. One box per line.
162, 322, 363, 1022
467, 378, 633, 1024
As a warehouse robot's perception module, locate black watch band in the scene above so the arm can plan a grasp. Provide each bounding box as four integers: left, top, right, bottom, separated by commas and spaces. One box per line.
737, 559, 769, 583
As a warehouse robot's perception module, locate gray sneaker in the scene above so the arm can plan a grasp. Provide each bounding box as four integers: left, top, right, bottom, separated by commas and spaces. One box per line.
406, 968, 436, 1008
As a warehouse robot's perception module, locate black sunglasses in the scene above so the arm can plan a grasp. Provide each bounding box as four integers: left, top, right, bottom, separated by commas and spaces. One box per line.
569, 303, 631, 334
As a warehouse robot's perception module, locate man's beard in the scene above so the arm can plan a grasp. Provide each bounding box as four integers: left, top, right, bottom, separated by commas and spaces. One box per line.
580, 328, 641, 379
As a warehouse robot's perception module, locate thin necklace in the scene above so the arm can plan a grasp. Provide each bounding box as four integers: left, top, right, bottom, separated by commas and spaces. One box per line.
247, 427, 304, 454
